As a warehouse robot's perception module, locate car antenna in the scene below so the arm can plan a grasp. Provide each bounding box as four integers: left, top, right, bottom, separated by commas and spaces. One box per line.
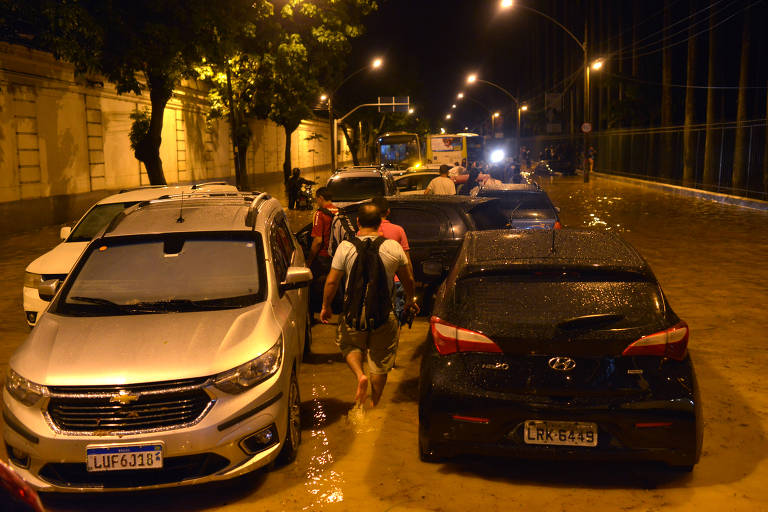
176, 192, 185, 223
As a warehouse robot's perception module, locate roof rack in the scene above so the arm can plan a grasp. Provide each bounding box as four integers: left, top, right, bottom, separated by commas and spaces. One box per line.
190, 181, 232, 189
245, 192, 272, 227
117, 185, 169, 194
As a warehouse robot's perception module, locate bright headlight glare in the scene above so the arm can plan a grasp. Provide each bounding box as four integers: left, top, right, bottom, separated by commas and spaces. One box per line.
6, 369, 47, 406
214, 336, 283, 394
23, 272, 43, 289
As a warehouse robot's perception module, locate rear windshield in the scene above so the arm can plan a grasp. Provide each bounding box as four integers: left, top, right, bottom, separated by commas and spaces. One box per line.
449, 272, 664, 340
327, 177, 386, 202
469, 197, 556, 229
54, 233, 265, 316
68, 203, 138, 242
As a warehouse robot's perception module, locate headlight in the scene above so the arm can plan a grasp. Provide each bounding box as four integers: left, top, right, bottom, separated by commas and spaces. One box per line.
6, 369, 47, 406
214, 336, 283, 394
23, 272, 43, 289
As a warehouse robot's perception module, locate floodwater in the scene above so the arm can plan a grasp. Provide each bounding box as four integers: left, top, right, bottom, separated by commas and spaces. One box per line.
1, 174, 767, 511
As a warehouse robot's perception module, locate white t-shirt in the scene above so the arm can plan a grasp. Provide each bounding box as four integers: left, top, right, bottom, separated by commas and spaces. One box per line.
331, 235, 408, 291
425, 176, 456, 195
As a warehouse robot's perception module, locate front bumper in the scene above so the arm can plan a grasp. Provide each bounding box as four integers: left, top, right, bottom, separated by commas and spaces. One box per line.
419, 352, 702, 467
3, 369, 291, 492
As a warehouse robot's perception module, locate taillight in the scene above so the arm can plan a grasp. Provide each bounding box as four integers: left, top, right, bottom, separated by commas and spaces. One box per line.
430, 316, 502, 354
622, 321, 689, 361
554, 221, 562, 229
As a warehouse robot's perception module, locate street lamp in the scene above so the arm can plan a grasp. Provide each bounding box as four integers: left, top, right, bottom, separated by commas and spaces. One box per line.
408, 108, 414, 114
517, 104, 528, 149
452, 104, 457, 109
446, 114, 452, 120
467, 75, 523, 148
326, 57, 384, 171
457, 92, 464, 99
491, 112, 500, 136
499, 3, 602, 182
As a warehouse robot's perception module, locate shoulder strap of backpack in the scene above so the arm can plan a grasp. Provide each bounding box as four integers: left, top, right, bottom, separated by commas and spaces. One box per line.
371, 236, 386, 251
339, 215, 356, 238
317, 207, 334, 218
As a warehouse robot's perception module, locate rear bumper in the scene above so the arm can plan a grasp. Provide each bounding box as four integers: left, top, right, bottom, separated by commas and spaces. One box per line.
419, 353, 702, 467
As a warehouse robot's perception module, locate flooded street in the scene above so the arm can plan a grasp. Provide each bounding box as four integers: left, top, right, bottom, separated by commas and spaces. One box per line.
2, 174, 768, 511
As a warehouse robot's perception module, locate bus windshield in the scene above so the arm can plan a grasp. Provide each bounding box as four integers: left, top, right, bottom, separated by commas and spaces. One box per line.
378, 134, 421, 168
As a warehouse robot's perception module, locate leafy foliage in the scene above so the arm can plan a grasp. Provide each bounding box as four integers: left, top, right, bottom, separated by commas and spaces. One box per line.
129, 109, 151, 152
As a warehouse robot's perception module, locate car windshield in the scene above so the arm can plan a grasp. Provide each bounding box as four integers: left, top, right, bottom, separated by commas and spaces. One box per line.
327, 177, 386, 202
469, 196, 556, 229
68, 203, 138, 242
54, 233, 265, 316
396, 174, 437, 192
450, 272, 665, 341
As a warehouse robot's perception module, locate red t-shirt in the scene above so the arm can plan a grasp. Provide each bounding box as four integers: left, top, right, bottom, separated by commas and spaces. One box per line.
311, 203, 337, 257
378, 219, 410, 252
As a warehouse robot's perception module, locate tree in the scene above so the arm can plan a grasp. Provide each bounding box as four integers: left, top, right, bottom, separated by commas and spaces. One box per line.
9, 0, 270, 185
731, 8, 750, 193
702, 3, 718, 187
682, 0, 697, 186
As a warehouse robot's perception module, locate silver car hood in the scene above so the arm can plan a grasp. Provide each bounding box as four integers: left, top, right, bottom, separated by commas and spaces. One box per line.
11, 304, 278, 386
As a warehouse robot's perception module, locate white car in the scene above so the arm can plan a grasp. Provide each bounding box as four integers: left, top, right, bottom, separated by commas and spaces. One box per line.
5, 192, 311, 491
22, 182, 238, 326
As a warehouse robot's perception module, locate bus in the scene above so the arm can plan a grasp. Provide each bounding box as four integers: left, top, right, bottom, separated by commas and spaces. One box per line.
376, 132, 423, 170
426, 133, 482, 166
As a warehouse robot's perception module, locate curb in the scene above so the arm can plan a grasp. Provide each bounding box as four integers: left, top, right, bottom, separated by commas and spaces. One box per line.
592, 172, 768, 212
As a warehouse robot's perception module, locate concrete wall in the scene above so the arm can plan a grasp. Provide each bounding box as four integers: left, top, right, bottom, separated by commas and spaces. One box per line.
0, 42, 350, 233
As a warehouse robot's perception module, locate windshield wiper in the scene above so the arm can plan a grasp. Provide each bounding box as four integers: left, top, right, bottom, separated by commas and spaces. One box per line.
69, 296, 123, 308
556, 313, 625, 331
130, 299, 235, 312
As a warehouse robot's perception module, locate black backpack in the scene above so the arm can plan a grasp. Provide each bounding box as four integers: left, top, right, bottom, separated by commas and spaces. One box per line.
343, 237, 392, 331
328, 212, 357, 257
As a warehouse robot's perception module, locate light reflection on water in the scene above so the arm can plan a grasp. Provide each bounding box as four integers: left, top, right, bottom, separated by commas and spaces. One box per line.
303, 383, 344, 509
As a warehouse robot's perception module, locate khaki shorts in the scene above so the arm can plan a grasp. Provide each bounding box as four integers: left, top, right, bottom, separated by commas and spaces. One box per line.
337, 313, 399, 374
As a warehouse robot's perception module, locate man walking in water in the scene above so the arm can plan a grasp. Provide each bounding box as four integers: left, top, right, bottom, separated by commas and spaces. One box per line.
320, 203, 419, 407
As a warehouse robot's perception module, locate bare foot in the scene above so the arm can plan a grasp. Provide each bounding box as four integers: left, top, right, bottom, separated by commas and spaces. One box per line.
355, 375, 369, 406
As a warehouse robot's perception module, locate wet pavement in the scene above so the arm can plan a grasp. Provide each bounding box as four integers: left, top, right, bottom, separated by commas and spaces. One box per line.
1, 174, 767, 511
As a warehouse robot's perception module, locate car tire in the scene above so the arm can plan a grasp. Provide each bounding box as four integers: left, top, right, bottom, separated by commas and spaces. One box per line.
418, 433, 443, 463
278, 369, 301, 465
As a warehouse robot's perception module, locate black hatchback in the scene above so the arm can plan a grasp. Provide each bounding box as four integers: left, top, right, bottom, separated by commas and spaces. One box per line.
419, 229, 702, 469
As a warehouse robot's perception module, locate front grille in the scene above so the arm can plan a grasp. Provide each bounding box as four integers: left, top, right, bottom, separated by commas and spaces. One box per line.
39, 453, 229, 488
47, 379, 213, 433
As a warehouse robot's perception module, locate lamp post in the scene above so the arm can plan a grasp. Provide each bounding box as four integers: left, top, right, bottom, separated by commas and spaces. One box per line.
517, 104, 528, 150
499, 0, 604, 182
492, 111, 500, 137
466, 74, 523, 152
325, 57, 383, 172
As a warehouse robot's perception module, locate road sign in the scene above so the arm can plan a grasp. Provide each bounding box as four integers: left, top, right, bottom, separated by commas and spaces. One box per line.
378, 96, 410, 113
581, 122, 592, 133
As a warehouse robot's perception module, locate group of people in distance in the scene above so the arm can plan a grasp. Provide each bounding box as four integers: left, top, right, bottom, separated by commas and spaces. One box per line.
425, 157, 525, 196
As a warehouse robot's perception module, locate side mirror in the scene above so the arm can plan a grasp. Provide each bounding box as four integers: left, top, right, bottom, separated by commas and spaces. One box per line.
280, 266, 313, 292
421, 261, 444, 278
38, 279, 60, 301
59, 226, 71, 240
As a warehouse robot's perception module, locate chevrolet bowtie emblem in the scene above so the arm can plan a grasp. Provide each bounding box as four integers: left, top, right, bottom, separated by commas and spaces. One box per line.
109, 391, 140, 405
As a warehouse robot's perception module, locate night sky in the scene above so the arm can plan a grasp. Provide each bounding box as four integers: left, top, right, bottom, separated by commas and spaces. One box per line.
344, 0, 767, 134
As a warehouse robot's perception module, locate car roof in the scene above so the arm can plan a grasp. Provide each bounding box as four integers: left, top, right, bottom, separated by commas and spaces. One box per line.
329, 168, 387, 179
477, 183, 540, 193
459, 228, 648, 272
395, 170, 439, 178
102, 193, 277, 237
339, 194, 493, 213
97, 182, 239, 204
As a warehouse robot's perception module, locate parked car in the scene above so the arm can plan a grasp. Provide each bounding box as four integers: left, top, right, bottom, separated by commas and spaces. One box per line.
394, 171, 440, 195
325, 167, 397, 208
0, 459, 44, 511
473, 185, 562, 230
4, 192, 311, 491
296, 195, 515, 312
419, 229, 702, 470
22, 182, 238, 327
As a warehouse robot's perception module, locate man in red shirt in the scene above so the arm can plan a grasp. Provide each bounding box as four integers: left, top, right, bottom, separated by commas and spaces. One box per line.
307, 187, 338, 319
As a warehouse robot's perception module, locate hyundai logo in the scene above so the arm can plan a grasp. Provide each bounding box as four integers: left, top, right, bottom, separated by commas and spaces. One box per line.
548, 356, 576, 371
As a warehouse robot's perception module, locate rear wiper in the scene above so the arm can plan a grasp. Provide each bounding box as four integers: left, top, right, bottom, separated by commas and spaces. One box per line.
556, 313, 625, 331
